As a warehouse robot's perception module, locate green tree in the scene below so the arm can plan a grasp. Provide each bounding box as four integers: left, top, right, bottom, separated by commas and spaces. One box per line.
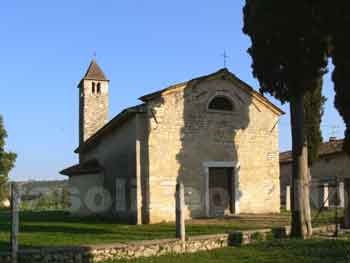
243, 0, 329, 238
305, 79, 326, 166
330, 1, 350, 154
329, 0, 350, 228
52, 189, 60, 209
61, 186, 70, 209
0, 115, 17, 202
303, 79, 326, 231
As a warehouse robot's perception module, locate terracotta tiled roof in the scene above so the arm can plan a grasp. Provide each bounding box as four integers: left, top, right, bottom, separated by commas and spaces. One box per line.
280, 138, 345, 164
279, 151, 293, 164
60, 159, 102, 176
83, 59, 108, 81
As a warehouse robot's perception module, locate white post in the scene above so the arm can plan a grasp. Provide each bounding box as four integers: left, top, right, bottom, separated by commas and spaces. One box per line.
204, 168, 210, 217
176, 182, 185, 242
11, 182, 19, 263
286, 185, 291, 211
234, 164, 240, 214
135, 139, 143, 225
344, 179, 350, 229
322, 183, 329, 208
338, 182, 345, 208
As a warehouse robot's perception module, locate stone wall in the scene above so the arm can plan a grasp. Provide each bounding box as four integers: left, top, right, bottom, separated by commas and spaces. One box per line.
79, 79, 109, 144
0, 229, 274, 263
145, 72, 282, 223
0, 234, 229, 263
0, 225, 337, 263
69, 173, 105, 216
77, 115, 138, 221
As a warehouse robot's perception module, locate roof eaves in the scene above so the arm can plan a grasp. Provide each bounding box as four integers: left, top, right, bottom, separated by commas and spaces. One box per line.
60, 167, 102, 177
82, 78, 110, 82
139, 68, 285, 116
139, 81, 189, 102
75, 104, 146, 154
138, 69, 228, 102
227, 73, 285, 116
60, 159, 103, 177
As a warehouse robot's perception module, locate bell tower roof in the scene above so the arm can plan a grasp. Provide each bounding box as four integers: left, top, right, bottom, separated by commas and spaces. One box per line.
83, 59, 108, 81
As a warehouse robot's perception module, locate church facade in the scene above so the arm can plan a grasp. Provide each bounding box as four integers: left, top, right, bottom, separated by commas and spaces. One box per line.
61, 60, 284, 224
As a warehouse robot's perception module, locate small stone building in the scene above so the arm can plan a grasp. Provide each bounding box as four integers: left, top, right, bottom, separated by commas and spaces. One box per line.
280, 138, 350, 209
61, 59, 284, 224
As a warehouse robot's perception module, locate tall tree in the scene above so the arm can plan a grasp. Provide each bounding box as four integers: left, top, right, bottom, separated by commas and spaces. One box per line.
329, 0, 350, 228
305, 79, 326, 166
330, 2, 350, 154
304, 79, 326, 229
0, 115, 17, 202
243, 0, 328, 238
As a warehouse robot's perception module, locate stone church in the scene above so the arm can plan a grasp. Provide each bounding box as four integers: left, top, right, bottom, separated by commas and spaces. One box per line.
61, 59, 284, 224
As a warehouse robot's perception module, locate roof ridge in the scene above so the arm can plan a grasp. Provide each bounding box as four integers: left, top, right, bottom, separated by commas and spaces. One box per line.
138, 68, 284, 115
138, 68, 227, 101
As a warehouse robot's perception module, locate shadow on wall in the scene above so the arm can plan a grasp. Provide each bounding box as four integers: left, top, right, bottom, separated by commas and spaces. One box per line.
140, 94, 165, 224
175, 73, 252, 219
139, 106, 152, 224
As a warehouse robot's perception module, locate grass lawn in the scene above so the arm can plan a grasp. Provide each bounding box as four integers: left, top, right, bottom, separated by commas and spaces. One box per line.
0, 208, 341, 251
104, 239, 350, 263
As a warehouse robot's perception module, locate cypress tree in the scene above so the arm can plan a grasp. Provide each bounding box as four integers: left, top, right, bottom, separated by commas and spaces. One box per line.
304, 78, 326, 166
243, 0, 328, 238
328, 0, 350, 229
330, 1, 350, 154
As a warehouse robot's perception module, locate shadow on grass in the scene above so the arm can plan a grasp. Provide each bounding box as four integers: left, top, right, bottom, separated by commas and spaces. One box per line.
249, 239, 350, 262
0, 210, 131, 226
117, 239, 350, 263
0, 241, 54, 251
0, 208, 344, 254
19, 225, 110, 234
0, 241, 10, 251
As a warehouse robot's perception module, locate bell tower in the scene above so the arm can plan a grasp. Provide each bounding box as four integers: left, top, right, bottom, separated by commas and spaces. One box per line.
79, 58, 109, 145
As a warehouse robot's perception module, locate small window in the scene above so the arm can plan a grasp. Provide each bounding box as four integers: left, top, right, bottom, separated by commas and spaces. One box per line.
97, 83, 101, 94
208, 96, 233, 111
92, 82, 96, 93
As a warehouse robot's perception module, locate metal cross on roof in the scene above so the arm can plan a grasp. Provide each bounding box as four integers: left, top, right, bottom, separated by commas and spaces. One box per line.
221, 51, 229, 68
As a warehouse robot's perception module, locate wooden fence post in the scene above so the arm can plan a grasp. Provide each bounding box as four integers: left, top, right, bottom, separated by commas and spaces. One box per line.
10, 182, 19, 263
176, 182, 185, 242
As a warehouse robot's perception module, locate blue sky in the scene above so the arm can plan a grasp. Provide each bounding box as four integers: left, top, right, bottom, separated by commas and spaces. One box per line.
1, 1, 345, 181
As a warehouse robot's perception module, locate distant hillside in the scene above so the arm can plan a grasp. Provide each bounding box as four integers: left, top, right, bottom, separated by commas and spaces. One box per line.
4, 180, 70, 210
15, 180, 68, 195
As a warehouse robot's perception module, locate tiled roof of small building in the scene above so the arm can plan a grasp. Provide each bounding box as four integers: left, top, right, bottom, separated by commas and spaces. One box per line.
280, 138, 345, 164
60, 159, 103, 176
83, 59, 108, 81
